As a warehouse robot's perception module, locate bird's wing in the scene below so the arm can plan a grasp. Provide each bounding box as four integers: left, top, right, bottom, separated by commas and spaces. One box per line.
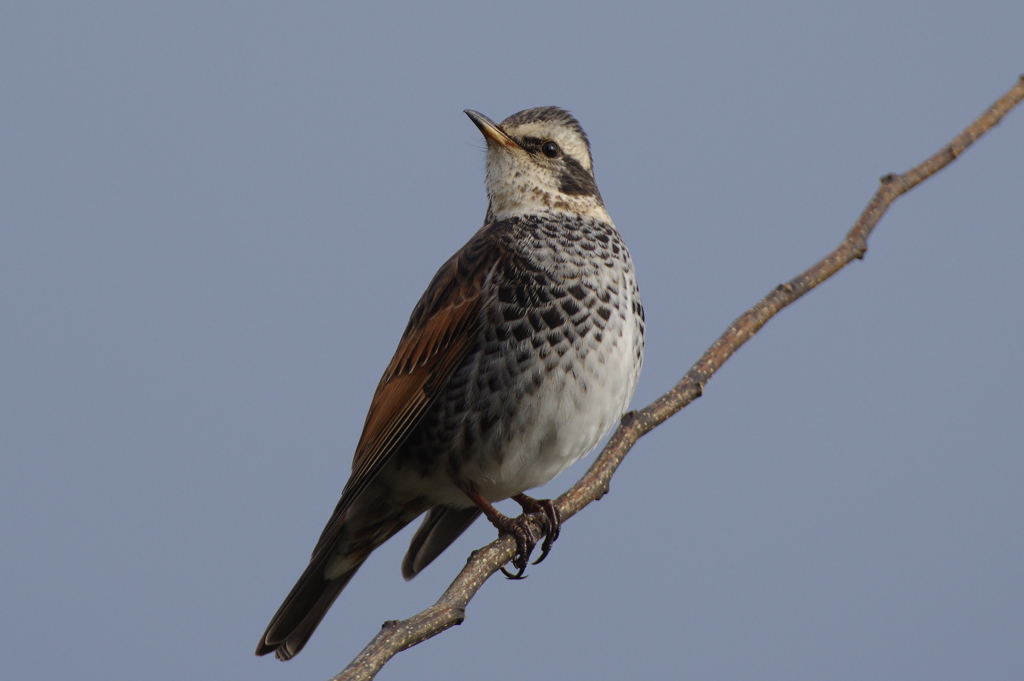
308, 226, 498, 562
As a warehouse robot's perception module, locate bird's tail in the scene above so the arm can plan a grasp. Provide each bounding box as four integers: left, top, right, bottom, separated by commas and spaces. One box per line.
401, 505, 481, 580
256, 508, 414, 660
255, 555, 356, 661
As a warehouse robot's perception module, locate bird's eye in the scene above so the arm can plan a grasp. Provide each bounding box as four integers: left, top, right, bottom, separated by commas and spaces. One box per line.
541, 141, 561, 158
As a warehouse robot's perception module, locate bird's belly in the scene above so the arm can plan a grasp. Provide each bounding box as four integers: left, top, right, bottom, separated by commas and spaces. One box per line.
460, 320, 640, 502
479, 386, 615, 498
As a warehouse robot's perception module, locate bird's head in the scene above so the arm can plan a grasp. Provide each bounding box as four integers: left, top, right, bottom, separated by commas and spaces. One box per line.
465, 107, 606, 222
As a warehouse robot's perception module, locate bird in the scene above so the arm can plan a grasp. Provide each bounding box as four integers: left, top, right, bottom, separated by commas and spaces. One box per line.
256, 106, 644, 660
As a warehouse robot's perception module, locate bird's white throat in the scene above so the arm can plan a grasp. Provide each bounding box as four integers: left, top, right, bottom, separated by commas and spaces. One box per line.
484, 148, 608, 222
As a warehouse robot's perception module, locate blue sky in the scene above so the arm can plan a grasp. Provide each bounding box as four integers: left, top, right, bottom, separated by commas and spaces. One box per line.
2, 2, 1022, 679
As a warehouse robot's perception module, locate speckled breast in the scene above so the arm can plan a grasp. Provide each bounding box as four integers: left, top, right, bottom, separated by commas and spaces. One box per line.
399, 213, 644, 505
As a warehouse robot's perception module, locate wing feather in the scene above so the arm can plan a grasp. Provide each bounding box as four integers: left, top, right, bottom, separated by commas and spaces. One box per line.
309, 226, 498, 561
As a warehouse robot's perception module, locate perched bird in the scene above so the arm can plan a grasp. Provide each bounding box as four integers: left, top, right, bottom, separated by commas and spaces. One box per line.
257, 106, 644, 660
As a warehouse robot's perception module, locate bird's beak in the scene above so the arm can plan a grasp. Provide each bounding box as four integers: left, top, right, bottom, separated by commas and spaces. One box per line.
464, 110, 520, 149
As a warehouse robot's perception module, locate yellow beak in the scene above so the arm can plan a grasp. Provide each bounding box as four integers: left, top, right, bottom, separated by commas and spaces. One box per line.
464, 110, 520, 149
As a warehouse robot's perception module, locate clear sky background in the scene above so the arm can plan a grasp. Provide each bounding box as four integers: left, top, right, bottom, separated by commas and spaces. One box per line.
2, 3, 1022, 680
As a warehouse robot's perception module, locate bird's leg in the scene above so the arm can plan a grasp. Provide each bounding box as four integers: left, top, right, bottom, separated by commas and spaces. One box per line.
462, 487, 538, 579
510, 493, 561, 565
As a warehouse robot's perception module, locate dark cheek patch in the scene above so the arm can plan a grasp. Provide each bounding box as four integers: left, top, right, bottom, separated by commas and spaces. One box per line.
558, 157, 600, 197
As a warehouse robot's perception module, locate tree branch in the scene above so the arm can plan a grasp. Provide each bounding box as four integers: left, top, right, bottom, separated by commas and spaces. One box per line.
330, 75, 1024, 681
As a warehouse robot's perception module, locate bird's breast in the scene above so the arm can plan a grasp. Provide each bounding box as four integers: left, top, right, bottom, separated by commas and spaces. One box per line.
447, 216, 644, 500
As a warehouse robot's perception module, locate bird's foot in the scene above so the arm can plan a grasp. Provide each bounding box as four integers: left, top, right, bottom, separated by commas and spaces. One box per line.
462, 488, 561, 579
511, 493, 561, 565
491, 513, 540, 579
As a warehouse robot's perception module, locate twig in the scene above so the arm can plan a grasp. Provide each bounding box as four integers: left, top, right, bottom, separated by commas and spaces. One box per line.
330, 75, 1024, 681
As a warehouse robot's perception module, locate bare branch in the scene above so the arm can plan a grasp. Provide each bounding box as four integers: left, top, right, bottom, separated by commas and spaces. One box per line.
330, 75, 1024, 681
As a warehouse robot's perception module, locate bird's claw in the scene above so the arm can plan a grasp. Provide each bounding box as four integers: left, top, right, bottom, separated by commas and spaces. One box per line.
467, 488, 562, 579
527, 503, 560, 564
501, 493, 561, 573
497, 515, 537, 579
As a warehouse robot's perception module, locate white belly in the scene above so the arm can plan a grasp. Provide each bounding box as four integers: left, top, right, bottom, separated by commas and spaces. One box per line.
468, 305, 642, 501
